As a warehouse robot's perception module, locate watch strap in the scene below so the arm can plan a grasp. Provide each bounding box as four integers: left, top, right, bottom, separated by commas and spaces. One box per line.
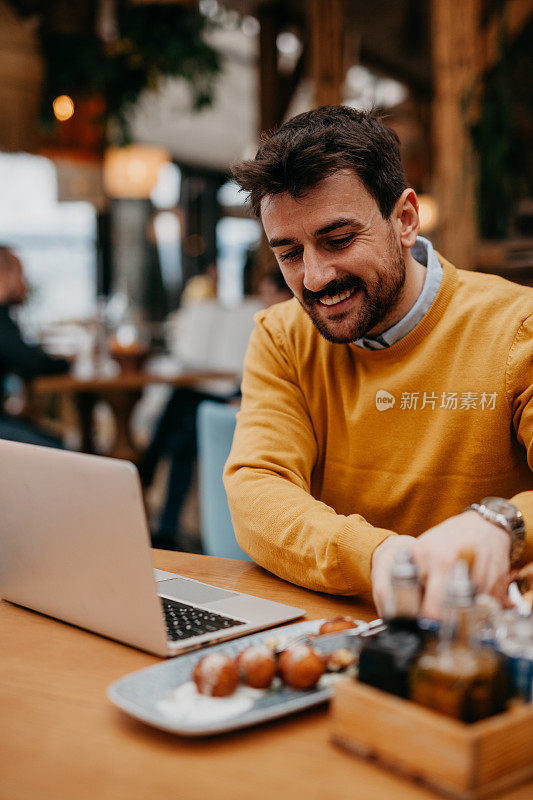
465, 499, 526, 565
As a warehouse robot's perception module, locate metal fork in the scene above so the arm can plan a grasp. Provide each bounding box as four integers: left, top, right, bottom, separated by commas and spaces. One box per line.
274, 617, 386, 655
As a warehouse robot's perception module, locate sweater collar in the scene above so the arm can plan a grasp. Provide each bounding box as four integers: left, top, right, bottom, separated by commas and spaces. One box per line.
347, 256, 458, 360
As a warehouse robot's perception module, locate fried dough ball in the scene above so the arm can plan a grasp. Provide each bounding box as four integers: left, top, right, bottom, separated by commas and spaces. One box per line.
236, 644, 276, 689
319, 616, 358, 635
192, 652, 239, 697
278, 644, 324, 690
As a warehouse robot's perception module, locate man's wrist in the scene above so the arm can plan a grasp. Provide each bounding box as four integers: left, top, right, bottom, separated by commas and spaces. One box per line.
465, 497, 526, 566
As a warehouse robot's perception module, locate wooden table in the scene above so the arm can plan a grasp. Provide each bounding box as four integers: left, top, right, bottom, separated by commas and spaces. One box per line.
28, 368, 238, 460
1, 552, 531, 800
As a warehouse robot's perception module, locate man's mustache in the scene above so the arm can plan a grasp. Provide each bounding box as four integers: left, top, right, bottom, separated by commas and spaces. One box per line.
302, 276, 365, 304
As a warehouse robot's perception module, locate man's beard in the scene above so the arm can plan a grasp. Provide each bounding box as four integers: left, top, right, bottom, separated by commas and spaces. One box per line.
298, 244, 406, 344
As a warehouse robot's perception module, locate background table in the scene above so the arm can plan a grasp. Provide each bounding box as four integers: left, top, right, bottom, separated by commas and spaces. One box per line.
1, 552, 531, 800
28, 368, 238, 460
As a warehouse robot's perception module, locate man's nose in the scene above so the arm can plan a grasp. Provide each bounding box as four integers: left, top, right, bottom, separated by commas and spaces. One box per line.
303, 250, 337, 293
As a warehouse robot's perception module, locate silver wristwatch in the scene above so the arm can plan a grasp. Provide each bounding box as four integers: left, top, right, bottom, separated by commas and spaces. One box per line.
466, 496, 526, 565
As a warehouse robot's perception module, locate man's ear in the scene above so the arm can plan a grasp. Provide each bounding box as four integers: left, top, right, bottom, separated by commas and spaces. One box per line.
392, 188, 420, 249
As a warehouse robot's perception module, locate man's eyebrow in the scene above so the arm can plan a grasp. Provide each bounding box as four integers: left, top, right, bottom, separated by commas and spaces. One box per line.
269, 218, 363, 249
314, 218, 363, 236
268, 235, 299, 248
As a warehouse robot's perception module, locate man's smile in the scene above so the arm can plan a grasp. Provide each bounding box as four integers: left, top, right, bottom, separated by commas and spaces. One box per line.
318, 287, 359, 307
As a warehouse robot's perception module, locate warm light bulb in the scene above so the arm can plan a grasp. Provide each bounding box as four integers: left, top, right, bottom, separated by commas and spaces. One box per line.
53, 95, 75, 122
417, 194, 439, 233
103, 145, 170, 199
126, 159, 148, 181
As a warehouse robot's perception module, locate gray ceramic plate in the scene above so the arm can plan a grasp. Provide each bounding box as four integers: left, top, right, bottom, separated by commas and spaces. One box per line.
107, 619, 355, 736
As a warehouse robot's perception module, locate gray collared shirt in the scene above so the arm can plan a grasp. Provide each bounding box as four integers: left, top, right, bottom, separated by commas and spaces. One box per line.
353, 236, 443, 350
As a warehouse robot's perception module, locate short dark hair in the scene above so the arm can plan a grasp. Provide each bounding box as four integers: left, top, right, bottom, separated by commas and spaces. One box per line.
232, 105, 407, 219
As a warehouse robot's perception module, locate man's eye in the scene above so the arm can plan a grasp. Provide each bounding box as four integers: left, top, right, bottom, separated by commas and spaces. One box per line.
327, 235, 354, 249
279, 249, 301, 262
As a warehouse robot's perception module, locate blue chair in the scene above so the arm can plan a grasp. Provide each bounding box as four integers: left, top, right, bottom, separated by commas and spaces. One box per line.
197, 400, 252, 560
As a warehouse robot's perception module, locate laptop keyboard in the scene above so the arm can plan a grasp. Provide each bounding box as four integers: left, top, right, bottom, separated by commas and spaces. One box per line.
161, 596, 245, 642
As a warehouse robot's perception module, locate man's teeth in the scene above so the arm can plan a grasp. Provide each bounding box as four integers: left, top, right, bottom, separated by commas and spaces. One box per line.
320, 288, 356, 306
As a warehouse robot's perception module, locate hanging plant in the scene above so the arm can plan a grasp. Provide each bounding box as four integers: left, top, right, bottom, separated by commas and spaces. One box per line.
39, 2, 221, 144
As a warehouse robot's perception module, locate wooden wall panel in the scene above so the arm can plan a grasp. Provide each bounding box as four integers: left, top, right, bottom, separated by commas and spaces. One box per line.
431, 0, 481, 268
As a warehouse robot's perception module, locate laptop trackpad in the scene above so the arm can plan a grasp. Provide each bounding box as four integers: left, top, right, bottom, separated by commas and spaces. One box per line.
157, 577, 238, 604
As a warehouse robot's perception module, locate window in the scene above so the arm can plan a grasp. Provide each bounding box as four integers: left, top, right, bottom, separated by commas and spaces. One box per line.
216, 216, 261, 306
216, 180, 261, 305
0, 153, 97, 334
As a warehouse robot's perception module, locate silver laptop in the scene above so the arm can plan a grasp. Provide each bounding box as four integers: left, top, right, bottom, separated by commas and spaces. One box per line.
0, 440, 304, 657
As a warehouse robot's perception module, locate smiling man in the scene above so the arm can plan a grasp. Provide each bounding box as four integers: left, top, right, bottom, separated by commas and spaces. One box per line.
223, 106, 533, 617
261, 170, 424, 345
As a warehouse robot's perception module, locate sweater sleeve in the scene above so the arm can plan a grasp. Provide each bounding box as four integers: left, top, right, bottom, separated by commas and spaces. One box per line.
507, 314, 533, 563
0, 307, 70, 379
223, 312, 396, 597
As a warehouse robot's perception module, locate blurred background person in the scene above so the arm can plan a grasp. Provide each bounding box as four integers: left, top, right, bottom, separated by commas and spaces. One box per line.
0, 246, 70, 447
180, 262, 218, 305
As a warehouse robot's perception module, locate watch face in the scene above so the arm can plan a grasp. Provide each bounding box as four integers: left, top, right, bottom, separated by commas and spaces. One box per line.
484, 497, 512, 517
480, 497, 525, 565
482, 496, 524, 530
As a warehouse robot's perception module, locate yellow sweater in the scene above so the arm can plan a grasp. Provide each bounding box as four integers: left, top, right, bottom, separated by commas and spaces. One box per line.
223, 258, 533, 597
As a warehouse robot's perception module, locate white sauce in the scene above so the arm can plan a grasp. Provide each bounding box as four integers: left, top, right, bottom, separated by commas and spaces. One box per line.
157, 682, 263, 724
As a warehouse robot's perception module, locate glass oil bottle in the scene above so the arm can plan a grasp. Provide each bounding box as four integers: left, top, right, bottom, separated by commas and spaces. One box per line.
495, 612, 533, 702
358, 549, 424, 698
410, 556, 507, 722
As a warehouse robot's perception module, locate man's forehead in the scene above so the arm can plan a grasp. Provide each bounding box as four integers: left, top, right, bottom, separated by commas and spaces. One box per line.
260, 170, 375, 221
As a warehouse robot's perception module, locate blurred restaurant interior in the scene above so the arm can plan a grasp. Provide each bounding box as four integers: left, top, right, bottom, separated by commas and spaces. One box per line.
0, 0, 532, 553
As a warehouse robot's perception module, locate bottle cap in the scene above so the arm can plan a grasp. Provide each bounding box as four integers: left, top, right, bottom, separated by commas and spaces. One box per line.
445, 559, 475, 607
390, 549, 418, 585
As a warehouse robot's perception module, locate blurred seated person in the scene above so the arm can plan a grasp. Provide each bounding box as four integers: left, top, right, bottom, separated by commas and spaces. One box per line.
140, 265, 292, 551
0, 246, 70, 447
180, 262, 218, 305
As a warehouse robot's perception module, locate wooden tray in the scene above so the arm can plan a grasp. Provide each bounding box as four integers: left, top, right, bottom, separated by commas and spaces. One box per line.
330, 678, 533, 800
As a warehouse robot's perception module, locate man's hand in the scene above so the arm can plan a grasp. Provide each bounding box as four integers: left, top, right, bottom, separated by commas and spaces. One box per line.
371, 534, 419, 617
371, 512, 511, 619
415, 511, 510, 618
